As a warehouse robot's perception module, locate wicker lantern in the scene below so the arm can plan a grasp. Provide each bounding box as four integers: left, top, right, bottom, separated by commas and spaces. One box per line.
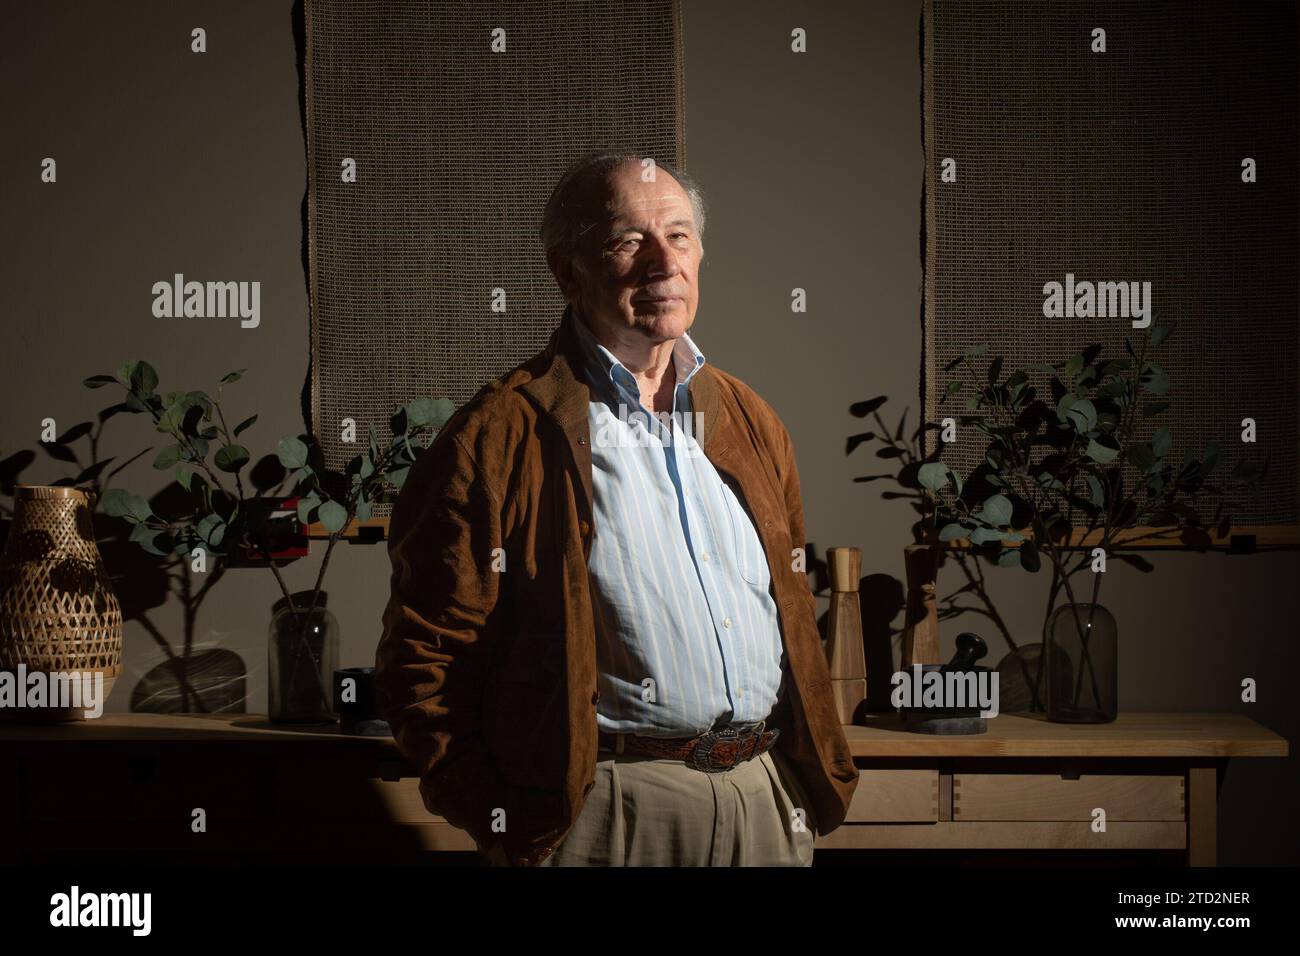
0, 485, 123, 719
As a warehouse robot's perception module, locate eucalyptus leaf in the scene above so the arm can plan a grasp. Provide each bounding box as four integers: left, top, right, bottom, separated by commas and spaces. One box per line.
130, 361, 159, 396
318, 499, 348, 534
980, 494, 1013, 526
196, 513, 226, 548
296, 494, 321, 525
938, 523, 969, 542
277, 436, 309, 469
406, 397, 437, 426
1086, 436, 1120, 463
153, 445, 182, 470
215, 444, 250, 472
233, 414, 257, 437
129, 521, 167, 556
917, 462, 950, 492
429, 398, 456, 429
100, 488, 135, 519
1070, 398, 1097, 429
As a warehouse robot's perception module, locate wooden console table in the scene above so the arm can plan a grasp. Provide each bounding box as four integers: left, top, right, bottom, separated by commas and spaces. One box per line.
0, 712, 1285, 865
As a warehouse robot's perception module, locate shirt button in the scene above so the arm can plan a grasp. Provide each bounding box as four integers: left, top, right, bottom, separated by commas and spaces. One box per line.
701, 551, 710, 562
723, 617, 732, 628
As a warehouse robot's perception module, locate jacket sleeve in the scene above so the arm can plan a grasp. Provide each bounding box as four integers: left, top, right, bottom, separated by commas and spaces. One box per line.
775, 419, 810, 579
374, 426, 506, 850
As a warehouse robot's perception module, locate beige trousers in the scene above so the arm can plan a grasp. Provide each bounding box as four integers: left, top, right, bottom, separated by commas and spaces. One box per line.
485, 747, 817, 867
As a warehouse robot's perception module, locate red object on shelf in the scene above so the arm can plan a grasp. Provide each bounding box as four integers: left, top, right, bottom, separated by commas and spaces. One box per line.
228, 497, 310, 565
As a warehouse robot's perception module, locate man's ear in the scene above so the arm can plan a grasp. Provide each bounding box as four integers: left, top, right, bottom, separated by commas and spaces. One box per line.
546, 249, 579, 302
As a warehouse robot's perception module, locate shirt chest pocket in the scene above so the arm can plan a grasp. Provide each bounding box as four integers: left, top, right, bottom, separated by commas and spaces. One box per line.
717, 479, 770, 587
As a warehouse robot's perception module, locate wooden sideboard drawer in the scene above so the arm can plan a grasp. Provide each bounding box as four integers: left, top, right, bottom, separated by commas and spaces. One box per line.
953, 773, 1185, 821
845, 769, 939, 822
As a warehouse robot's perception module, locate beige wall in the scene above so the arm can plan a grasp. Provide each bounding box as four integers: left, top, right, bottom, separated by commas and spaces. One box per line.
1, 0, 1295, 863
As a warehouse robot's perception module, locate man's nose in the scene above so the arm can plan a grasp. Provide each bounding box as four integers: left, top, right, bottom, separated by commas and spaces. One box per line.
643, 234, 684, 277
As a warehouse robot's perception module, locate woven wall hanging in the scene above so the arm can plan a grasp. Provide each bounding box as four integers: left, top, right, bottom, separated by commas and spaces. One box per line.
921, 0, 1298, 528
304, 0, 686, 516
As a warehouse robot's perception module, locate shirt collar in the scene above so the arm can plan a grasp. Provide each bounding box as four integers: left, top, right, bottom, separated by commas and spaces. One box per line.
571, 308, 707, 406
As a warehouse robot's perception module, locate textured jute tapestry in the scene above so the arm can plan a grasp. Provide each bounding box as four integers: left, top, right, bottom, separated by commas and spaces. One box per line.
304, 0, 686, 514
921, 0, 1298, 527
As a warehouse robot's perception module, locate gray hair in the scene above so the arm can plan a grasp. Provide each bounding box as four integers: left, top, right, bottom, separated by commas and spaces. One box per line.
539, 150, 707, 264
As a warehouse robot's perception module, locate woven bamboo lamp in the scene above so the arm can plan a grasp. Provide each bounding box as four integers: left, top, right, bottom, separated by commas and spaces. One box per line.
0, 485, 123, 719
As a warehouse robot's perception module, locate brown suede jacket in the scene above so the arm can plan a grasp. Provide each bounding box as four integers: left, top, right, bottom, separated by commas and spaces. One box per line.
375, 305, 859, 866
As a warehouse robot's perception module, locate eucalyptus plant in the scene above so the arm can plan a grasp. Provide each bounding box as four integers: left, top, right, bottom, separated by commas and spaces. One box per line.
914, 321, 1264, 709
83, 360, 453, 711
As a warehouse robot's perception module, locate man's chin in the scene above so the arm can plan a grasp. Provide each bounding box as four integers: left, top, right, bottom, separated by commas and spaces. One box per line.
630, 306, 692, 340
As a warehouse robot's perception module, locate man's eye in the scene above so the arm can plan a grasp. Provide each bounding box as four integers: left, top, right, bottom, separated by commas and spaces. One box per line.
618, 239, 639, 249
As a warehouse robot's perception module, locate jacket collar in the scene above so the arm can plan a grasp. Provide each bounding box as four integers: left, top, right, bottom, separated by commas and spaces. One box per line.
519, 303, 726, 449
518, 304, 731, 520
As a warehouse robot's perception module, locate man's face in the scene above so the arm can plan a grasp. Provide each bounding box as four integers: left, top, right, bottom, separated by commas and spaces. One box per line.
552, 160, 702, 346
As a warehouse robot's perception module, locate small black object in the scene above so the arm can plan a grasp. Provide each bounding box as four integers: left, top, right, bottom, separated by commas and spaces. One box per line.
1228, 534, 1256, 554
898, 632, 994, 734
944, 632, 988, 672
334, 666, 392, 736
355, 524, 386, 544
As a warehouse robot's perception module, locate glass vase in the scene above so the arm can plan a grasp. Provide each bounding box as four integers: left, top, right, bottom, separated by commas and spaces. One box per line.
268, 591, 338, 724
1045, 602, 1117, 723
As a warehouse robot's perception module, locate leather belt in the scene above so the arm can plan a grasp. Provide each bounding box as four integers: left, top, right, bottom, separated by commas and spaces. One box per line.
597, 720, 780, 773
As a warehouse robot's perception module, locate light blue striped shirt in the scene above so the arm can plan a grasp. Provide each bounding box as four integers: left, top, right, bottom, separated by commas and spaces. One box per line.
572, 313, 786, 738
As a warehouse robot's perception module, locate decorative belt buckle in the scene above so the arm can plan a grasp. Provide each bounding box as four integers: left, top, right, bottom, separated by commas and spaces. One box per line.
690, 727, 740, 773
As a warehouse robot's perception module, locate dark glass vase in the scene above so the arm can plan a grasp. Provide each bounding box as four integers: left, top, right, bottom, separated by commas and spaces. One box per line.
1044, 602, 1117, 723
268, 591, 338, 724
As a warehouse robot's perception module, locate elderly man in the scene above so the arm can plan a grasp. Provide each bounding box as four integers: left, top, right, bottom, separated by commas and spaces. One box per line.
375, 151, 858, 867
